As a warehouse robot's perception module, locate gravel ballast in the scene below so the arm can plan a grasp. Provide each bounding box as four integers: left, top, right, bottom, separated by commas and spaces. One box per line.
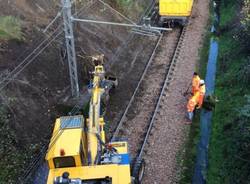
143, 0, 210, 183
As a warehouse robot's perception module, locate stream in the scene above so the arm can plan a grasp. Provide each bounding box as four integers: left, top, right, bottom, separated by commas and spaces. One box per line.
192, 1, 219, 183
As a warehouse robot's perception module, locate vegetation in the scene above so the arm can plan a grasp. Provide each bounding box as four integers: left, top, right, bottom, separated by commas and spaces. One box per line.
0, 107, 39, 183
208, 0, 250, 183
178, 114, 201, 183
0, 16, 23, 40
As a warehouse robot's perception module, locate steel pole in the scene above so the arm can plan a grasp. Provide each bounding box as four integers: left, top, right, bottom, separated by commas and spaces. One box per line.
62, 0, 80, 97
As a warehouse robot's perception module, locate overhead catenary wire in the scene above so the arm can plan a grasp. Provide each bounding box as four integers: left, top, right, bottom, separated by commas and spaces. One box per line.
0, 27, 63, 91
0, 22, 63, 85
43, 9, 63, 33
2, 5, 64, 73
97, 0, 136, 24
107, 0, 157, 72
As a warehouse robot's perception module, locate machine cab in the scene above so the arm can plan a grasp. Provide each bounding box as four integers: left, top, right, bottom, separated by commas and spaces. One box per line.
46, 115, 86, 170
45, 115, 133, 184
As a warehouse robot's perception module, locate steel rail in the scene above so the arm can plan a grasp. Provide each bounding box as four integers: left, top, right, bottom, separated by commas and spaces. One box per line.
138, 26, 187, 158
111, 33, 163, 141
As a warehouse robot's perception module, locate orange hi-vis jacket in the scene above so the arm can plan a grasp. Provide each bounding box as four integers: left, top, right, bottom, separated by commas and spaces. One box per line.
198, 84, 206, 108
187, 92, 199, 113
192, 75, 200, 94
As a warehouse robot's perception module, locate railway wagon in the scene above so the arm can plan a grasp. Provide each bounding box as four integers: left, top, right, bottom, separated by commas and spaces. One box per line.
159, 0, 194, 25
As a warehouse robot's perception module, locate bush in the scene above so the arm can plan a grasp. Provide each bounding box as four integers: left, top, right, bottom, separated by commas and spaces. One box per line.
0, 16, 23, 41
238, 57, 250, 85
208, 0, 250, 183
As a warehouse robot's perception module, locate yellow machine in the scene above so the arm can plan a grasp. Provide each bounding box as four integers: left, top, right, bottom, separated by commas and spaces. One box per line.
158, 0, 194, 25
46, 57, 144, 184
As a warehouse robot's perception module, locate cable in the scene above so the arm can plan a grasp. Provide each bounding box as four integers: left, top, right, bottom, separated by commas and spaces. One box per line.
97, 0, 135, 24
43, 10, 63, 33
0, 29, 63, 91
0, 25, 62, 85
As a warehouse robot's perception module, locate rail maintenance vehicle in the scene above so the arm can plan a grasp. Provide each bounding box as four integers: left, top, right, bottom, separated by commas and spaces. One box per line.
146, 0, 194, 26
46, 56, 145, 184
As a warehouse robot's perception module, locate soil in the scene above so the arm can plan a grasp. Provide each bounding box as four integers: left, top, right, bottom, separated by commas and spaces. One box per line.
142, 0, 210, 183
0, 0, 66, 146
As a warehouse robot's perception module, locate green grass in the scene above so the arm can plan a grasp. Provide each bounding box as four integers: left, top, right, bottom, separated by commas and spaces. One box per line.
0, 16, 23, 40
220, 2, 237, 27
207, 0, 250, 183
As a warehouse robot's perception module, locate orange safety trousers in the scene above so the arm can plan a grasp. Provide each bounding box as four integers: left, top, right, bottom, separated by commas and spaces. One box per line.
198, 85, 206, 108
187, 92, 199, 112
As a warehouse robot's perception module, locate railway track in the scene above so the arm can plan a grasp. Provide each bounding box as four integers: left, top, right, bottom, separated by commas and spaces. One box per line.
111, 26, 187, 162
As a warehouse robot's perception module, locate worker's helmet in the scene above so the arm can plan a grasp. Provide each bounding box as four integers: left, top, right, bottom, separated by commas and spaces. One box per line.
200, 80, 205, 85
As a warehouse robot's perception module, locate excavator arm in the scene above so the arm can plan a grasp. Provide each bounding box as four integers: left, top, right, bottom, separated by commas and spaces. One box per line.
86, 65, 106, 165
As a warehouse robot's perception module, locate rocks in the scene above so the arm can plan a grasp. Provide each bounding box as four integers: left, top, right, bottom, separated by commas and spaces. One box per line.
142, 0, 210, 183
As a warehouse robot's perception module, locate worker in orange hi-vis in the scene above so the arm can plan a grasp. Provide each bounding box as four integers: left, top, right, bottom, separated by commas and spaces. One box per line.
192, 72, 200, 95
197, 79, 206, 109
187, 92, 199, 120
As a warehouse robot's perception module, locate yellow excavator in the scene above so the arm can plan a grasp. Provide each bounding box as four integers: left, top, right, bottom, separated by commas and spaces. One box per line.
45, 55, 145, 184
